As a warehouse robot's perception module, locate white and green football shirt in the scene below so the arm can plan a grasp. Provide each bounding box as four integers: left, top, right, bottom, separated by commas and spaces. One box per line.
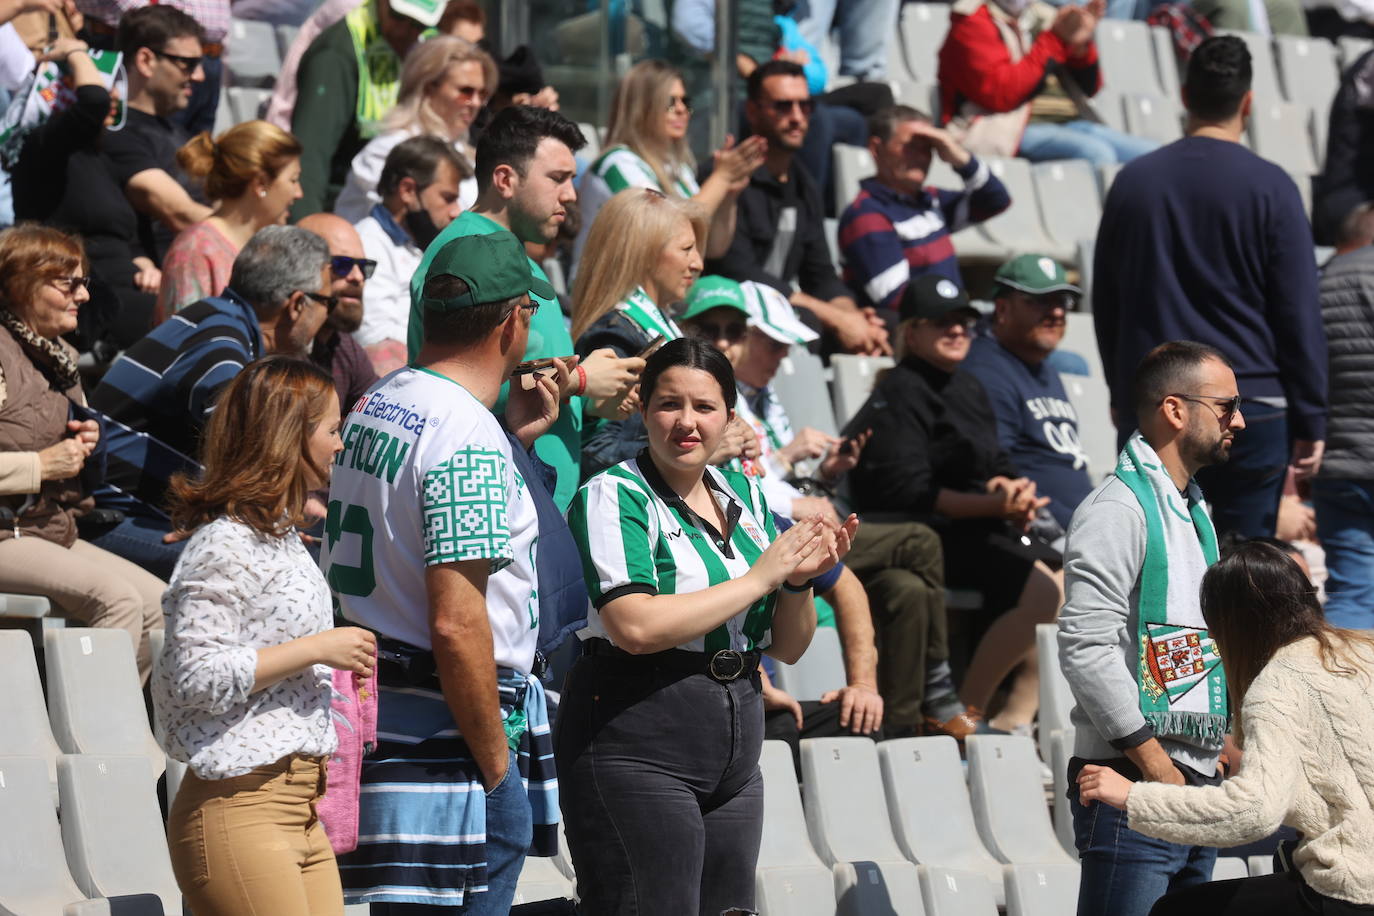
321, 366, 541, 674
567, 454, 779, 654
571, 145, 701, 268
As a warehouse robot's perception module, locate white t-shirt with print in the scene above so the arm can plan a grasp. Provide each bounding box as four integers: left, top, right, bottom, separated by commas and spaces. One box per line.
322, 366, 540, 673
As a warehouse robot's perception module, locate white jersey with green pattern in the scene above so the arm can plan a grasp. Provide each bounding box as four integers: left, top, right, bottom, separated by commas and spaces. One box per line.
567, 453, 779, 654
572, 145, 701, 269
321, 366, 540, 673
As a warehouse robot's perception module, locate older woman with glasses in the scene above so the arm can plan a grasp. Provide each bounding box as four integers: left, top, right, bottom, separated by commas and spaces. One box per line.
846, 275, 1064, 735
0, 225, 164, 682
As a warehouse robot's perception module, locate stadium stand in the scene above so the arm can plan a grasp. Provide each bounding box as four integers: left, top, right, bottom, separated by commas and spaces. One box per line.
773, 625, 848, 701
0, 630, 62, 806
1035, 623, 1074, 764
224, 18, 282, 88
757, 740, 838, 916
769, 345, 840, 437
1050, 730, 1077, 858
966, 735, 1079, 868
1005, 863, 1082, 916
0, 756, 99, 915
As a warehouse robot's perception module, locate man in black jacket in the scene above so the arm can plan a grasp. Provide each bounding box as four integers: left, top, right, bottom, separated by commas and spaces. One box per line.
1314, 49, 1374, 247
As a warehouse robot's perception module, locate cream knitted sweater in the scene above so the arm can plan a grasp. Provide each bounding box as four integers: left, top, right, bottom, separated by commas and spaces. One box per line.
1128, 636, 1374, 905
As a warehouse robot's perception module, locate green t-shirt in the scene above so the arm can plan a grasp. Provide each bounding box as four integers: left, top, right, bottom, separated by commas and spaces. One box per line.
407, 210, 583, 510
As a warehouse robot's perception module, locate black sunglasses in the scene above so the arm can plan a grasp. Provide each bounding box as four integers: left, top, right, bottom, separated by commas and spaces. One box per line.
667, 94, 693, 113
303, 290, 339, 312
688, 320, 747, 343
1168, 393, 1243, 419
330, 256, 377, 280
768, 98, 814, 116
153, 49, 203, 74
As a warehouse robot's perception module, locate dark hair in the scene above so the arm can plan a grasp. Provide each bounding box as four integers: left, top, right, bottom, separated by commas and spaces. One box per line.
420, 274, 523, 348
1200, 540, 1374, 736
639, 336, 738, 411
378, 135, 470, 198
746, 59, 807, 101
117, 5, 203, 55
1130, 340, 1232, 422
1220, 532, 1301, 561
473, 105, 586, 194
867, 104, 932, 142
1184, 35, 1252, 122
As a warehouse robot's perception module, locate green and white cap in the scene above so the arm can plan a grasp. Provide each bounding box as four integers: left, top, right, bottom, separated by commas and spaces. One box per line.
994, 254, 1082, 296
681, 275, 749, 322
741, 281, 818, 345
389, 0, 446, 27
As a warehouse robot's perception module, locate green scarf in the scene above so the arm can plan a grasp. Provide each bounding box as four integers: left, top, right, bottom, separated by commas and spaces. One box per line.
1115, 432, 1228, 747
616, 287, 681, 342
345, 1, 403, 140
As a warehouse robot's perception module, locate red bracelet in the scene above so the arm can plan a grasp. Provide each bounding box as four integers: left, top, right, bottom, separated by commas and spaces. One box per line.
574, 364, 588, 397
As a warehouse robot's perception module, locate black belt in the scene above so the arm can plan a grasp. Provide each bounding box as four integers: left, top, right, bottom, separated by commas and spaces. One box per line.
581, 637, 761, 683
374, 634, 546, 694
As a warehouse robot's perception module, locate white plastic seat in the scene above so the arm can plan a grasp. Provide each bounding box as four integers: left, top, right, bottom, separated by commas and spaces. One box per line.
923, 158, 1015, 264
274, 22, 299, 58
0, 630, 61, 804
44, 629, 163, 779
894, 80, 942, 121
1004, 863, 1082, 916
802, 737, 926, 916
511, 855, 574, 904
1211, 856, 1249, 881
1150, 26, 1182, 100
1051, 729, 1077, 858
899, 3, 951, 82
1035, 623, 1074, 762
1095, 20, 1165, 95
833, 144, 876, 216
878, 737, 1006, 906
1338, 35, 1374, 68
757, 741, 836, 916
918, 866, 999, 915
1276, 36, 1340, 113
1249, 99, 1319, 175
830, 354, 894, 430
976, 158, 1076, 263
576, 122, 601, 160
773, 626, 847, 701
0, 756, 93, 916
58, 754, 180, 915
1031, 160, 1102, 251
1248, 854, 1275, 876
1122, 92, 1183, 143
226, 85, 272, 124
1088, 87, 1126, 134
224, 18, 281, 87
0, 593, 51, 617
1056, 312, 1115, 483
1097, 163, 1123, 197
966, 736, 1078, 867
773, 346, 839, 437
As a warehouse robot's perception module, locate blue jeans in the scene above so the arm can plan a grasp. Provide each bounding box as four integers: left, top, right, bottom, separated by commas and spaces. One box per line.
1313, 478, 1374, 629
1194, 400, 1289, 540
84, 513, 186, 581
369, 749, 532, 914
1019, 120, 1160, 165
1070, 780, 1217, 916
792, 0, 899, 79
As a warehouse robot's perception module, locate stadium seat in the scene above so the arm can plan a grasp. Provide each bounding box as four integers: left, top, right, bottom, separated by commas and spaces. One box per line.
801, 738, 925, 916
1035, 623, 1074, 763
1276, 36, 1340, 115
226, 86, 273, 124
1121, 92, 1183, 143
918, 866, 999, 915
773, 626, 847, 701
0, 631, 61, 805
829, 354, 893, 429
1056, 311, 1116, 483
757, 741, 837, 916
1291, 171, 1314, 218
1150, 26, 1182, 101
1212, 857, 1249, 881
1248, 99, 1319, 175
1088, 88, 1127, 133
773, 346, 840, 437
977, 158, 1076, 263
44, 629, 164, 779
57, 755, 180, 915
825, 217, 842, 269
1218, 30, 1283, 101
921, 158, 1015, 264
1096, 163, 1122, 197
899, 3, 951, 82
893, 80, 942, 121
0, 756, 93, 916
275, 23, 299, 58
1338, 35, 1374, 68
0, 592, 51, 618
1004, 863, 1081, 916
1095, 20, 1165, 96
211, 86, 234, 135
1050, 729, 1076, 858
1031, 160, 1102, 251
511, 855, 575, 905
224, 18, 281, 88
965, 736, 1078, 867
878, 737, 1006, 906
832, 144, 876, 217
1248, 854, 1275, 876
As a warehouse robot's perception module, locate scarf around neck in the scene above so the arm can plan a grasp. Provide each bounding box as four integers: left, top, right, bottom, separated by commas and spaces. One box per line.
0, 308, 80, 394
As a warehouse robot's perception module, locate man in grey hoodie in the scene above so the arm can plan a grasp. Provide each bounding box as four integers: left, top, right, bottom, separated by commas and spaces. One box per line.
1058, 340, 1246, 916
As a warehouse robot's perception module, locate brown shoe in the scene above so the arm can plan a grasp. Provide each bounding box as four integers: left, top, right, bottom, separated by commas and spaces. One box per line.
922, 709, 983, 742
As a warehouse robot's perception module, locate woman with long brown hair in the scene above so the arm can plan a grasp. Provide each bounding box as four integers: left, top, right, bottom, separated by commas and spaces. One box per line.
1078, 540, 1374, 915
155, 356, 375, 916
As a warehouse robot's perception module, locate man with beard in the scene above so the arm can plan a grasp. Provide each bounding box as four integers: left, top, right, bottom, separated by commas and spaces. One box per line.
353, 136, 467, 375
963, 255, 1093, 533
1058, 341, 1245, 916
298, 212, 379, 409
705, 59, 890, 356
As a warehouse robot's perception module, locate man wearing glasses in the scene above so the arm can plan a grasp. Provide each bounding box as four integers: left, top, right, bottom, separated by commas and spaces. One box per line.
104, 6, 213, 262
299, 212, 380, 411
963, 255, 1094, 538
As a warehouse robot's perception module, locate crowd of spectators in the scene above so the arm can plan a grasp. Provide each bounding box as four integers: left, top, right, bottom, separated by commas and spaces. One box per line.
0, 0, 1371, 911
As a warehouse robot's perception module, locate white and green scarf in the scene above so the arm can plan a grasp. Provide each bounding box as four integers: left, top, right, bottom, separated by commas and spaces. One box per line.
1115, 432, 1228, 747
616, 287, 682, 342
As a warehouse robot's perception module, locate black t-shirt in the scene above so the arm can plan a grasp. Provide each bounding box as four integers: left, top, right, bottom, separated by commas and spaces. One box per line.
101, 107, 204, 262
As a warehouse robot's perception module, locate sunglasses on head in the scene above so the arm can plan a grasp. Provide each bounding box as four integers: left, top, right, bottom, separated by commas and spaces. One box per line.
768, 98, 814, 117
330, 256, 377, 280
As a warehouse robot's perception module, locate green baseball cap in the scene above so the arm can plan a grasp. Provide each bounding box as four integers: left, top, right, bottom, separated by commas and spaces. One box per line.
680, 276, 749, 322
994, 254, 1082, 296
418, 232, 555, 311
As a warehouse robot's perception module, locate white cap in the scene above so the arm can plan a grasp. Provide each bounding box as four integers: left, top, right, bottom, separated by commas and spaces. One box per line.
741, 281, 819, 345
387, 0, 446, 28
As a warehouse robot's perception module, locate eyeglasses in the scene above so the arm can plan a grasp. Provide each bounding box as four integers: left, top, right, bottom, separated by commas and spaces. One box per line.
1013, 291, 1075, 311
153, 49, 203, 75
1168, 393, 1243, 420
329, 256, 377, 280
687, 320, 747, 343
452, 84, 485, 99
768, 98, 814, 117
667, 94, 693, 113
302, 290, 339, 312
935, 315, 977, 334
49, 276, 91, 294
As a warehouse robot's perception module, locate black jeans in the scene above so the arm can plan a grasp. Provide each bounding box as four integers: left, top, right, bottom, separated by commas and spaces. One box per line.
1151, 870, 1374, 915
554, 654, 765, 915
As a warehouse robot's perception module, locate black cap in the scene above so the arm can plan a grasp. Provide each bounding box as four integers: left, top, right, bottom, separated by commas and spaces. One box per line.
499, 45, 545, 98
899, 274, 976, 322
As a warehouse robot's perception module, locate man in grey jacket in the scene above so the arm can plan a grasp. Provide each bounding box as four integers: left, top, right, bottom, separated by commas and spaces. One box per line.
1058, 341, 1245, 916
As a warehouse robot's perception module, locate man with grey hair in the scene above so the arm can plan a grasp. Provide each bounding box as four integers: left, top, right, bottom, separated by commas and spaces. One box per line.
87, 225, 335, 578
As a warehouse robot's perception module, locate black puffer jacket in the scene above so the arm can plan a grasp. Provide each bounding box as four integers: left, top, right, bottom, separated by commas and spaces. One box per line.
1317, 246, 1374, 479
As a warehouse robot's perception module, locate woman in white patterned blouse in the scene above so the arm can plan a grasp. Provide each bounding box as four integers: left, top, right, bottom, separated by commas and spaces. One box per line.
153, 356, 376, 916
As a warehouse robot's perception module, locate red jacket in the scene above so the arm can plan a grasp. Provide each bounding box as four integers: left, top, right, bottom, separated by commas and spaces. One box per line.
938, 3, 1101, 123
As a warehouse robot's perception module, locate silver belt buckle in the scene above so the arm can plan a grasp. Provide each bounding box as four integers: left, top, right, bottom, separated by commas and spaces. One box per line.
708, 649, 746, 682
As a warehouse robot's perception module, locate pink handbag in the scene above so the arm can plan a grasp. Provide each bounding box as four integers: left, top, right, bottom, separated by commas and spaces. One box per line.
318, 659, 378, 855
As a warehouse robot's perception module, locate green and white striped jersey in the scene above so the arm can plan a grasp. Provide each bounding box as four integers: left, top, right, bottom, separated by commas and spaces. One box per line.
567, 453, 780, 653
572, 145, 701, 268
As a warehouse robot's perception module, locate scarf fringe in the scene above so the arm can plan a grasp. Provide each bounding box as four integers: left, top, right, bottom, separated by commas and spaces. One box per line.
1143, 710, 1230, 746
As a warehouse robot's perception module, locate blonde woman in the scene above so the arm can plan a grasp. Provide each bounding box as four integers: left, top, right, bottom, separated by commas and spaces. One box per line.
333, 36, 496, 223
158, 121, 304, 319
571, 59, 767, 268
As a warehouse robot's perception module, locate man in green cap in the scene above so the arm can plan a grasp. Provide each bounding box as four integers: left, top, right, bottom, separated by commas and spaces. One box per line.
324, 230, 565, 911
964, 254, 1094, 532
